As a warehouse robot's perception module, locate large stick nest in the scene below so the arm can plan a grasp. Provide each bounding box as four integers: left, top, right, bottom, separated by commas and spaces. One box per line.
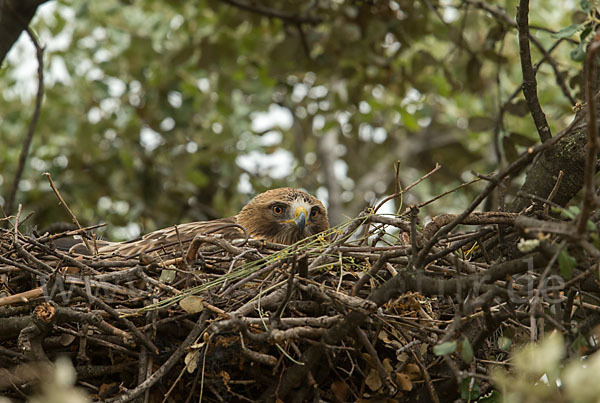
0, 202, 598, 402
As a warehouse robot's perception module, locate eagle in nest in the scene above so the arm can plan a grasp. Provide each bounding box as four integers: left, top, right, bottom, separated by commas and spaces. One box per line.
70, 188, 329, 257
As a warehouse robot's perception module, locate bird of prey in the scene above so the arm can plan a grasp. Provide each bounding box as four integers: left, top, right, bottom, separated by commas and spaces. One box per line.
70, 188, 329, 257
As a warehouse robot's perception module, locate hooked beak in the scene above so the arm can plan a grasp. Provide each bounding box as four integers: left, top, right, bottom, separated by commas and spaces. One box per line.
294, 207, 307, 234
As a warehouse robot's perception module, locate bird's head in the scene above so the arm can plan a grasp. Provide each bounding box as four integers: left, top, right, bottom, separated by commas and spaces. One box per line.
236, 188, 329, 245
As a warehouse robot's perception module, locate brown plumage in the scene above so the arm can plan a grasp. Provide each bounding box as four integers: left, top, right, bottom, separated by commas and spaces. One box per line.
72, 188, 329, 257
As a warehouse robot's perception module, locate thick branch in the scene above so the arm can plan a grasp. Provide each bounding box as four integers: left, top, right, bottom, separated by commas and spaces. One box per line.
0, 0, 50, 64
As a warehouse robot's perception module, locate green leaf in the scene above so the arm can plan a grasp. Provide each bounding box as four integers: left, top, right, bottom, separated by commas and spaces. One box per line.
580, 0, 590, 12
433, 341, 457, 356
553, 205, 579, 220
186, 170, 209, 187
400, 109, 419, 132
159, 269, 177, 283
504, 100, 529, 117
580, 25, 593, 41
571, 42, 585, 62
497, 336, 512, 351
459, 377, 480, 401
558, 249, 576, 279
468, 116, 495, 132
461, 338, 474, 364
553, 24, 581, 39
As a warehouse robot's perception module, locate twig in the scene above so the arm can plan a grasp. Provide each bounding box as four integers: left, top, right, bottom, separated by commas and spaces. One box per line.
13, 204, 22, 243
517, 0, 554, 142
413, 113, 583, 268
543, 170, 564, 216
577, 40, 600, 235
408, 205, 419, 268
309, 209, 371, 271
0, 255, 47, 278
356, 328, 396, 394
19, 235, 101, 275
351, 250, 405, 296
272, 254, 297, 322
359, 164, 441, 247
373, 163, 442, 214
105, 312, 210, 403
72, 286, 159, 355
43, 172, 96, 255
410, 348, 440, 403
418, 177, 482, 209
5, 28, 44, 218
470, 0, 575, 105
220, 0, 321, 24
36, 223, 107, 243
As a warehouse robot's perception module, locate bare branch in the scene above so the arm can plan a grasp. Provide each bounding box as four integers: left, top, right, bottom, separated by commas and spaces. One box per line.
5, 28, 44, 218
577, 40, 600, 234
517, 0, 551, 142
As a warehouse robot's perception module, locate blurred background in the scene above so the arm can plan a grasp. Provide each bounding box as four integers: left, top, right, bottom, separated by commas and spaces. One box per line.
0, 0, 581, 240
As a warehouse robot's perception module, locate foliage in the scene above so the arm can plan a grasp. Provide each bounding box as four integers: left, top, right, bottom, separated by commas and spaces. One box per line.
2, 1, 600, 398
0, 0, 584, 238
494, 333, 600, 403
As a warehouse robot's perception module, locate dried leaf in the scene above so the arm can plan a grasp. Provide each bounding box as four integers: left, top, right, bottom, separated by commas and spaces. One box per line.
99, 382, 119, 398
179, 295, 204, 313
361, 352, 375, 368
382, 358, 393, 374
331, 380, 348, 402
406, 363, 421, 380
159, 269, 177, 283
378, 329, 391, 343
59, 334, 76, 346
365, 369, 382, 391
185, 350, 200, 373
396, 372, 413, 391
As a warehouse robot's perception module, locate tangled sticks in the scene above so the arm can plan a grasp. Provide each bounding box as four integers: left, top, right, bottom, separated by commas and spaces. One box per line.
0, 201, 598, 402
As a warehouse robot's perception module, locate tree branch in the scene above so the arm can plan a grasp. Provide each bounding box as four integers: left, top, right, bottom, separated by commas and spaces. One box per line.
516, 0, 552, 142
577, 40, 600, 234
5, 28, 44, 218
219, 0, 321, 25
0, 0, 49, 64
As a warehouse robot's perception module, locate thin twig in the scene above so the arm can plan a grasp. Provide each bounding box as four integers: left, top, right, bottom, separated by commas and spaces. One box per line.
373, 163, 442, 214
543, 170, 564, 216
220, 0, 320, 24
5, 28, 45, 218
105, 312, 210, 403
413, 113, 584, 268
577, 40, 600, 235
43, 172, 96, 255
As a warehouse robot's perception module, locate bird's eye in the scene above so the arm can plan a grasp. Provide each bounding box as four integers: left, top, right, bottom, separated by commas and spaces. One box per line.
272, 205, 284, 215
310, 207, 319, 218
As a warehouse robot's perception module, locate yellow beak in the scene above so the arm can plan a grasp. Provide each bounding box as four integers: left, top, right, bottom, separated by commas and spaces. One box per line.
294, 207, 307, 234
